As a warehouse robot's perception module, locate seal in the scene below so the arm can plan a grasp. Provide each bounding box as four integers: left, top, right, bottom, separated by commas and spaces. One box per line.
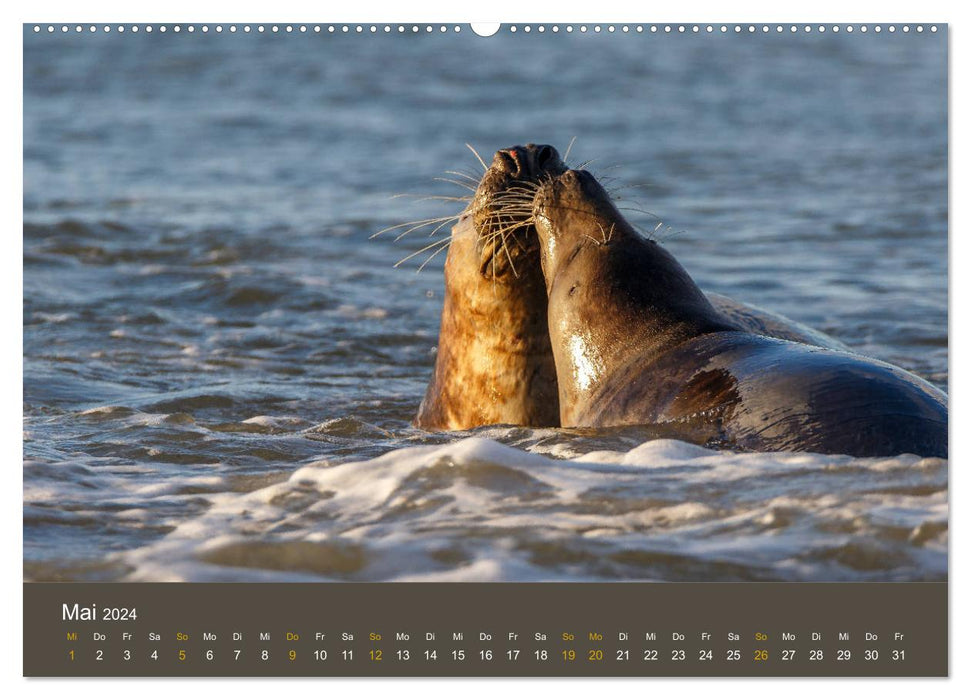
411, 145, 848, 431
414, 144, 565, 430
532, 167, 948, 457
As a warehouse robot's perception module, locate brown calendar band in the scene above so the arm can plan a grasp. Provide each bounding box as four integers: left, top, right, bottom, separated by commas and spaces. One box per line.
24, 582, 947, 677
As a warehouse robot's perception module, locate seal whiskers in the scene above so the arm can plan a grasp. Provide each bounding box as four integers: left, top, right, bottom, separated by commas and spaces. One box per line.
465, 143, 490, 171
413, 144, 568, 429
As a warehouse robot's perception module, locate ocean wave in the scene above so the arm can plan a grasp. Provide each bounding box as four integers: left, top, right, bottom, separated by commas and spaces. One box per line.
110, 436, 947, 583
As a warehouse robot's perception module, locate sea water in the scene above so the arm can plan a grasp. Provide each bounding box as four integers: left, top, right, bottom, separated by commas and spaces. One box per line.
23, 27, 947, 581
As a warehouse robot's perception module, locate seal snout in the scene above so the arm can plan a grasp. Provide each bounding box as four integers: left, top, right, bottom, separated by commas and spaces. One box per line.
494, 148, 522, 176
563, 168, 594, 187
533, 169, 583, 217
493, 143, 564, 179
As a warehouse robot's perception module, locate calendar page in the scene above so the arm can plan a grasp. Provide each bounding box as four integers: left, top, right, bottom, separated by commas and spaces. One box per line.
21, 19, 948, 678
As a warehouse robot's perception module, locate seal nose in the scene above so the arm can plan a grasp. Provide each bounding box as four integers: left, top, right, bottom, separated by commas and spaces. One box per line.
494, 144, 564, 178
494, 147, 526, 177
534, 144, 559, 170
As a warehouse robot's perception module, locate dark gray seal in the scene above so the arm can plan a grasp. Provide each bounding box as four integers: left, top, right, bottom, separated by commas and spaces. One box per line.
531, 167, 947, 457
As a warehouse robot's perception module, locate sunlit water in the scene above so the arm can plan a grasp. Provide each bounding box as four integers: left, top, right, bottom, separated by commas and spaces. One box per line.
23, 28, 947, 582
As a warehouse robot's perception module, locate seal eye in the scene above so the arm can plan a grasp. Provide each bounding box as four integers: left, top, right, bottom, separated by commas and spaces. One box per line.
569, 283, 579, 296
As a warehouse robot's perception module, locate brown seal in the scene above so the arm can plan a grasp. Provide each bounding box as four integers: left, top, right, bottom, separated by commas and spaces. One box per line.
531, 167, 947, 457
414, 144, 565, 430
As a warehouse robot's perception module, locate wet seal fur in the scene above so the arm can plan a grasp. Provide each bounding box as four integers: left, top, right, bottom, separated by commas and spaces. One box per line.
533, 168, 948, 457
415, 145, 564, 429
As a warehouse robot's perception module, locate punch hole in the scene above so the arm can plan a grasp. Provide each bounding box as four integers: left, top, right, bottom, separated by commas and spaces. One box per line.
474, 22, 502, 37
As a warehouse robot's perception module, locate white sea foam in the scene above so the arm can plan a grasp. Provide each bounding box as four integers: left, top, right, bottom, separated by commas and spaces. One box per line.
104, 436, 947, 583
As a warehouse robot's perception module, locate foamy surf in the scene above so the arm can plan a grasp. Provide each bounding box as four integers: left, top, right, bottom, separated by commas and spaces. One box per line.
111, 436, 947, 583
